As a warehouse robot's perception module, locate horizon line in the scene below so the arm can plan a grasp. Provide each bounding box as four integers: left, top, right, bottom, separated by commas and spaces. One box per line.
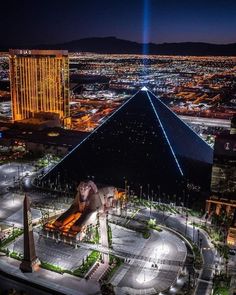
1, 36, 236, 48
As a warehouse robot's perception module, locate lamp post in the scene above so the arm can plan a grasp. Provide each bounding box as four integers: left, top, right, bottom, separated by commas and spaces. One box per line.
199, 238, 203, 250
140, 185, 143, 202
187, 193, 189, 209
12, 223, 15, 239
163, 193, 166, 204
185, 212, 188, 236
127, 185, 130, 203
192, 221, 195, 243
124, 179, 127, 196
173, 194, 176, 209
151, 190, 154, 218
183, 188, 186, 208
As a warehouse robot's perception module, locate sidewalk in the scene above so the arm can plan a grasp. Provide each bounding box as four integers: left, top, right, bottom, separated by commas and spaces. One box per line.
0, 255, 101, 295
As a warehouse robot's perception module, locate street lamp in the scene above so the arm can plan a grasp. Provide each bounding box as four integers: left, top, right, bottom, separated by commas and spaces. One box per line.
124, 179, 127, 195
192, 222, 195, 243
197, 229, 200, 246
162, 192, 166, 204
12, 223, 15, 239
186, 194, 190, 209
127, 185, 130, 203
151, 190, 154, 218
185, 212, 188, 236
140, 185, 143, 202
199, 238, 203, 250
183, 188, 186, 208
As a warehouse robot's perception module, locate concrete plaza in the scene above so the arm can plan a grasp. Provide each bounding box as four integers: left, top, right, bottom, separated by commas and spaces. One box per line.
110, 222, 187, 294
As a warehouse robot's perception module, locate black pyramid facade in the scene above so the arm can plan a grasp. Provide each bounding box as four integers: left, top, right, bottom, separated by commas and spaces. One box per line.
43, 89, 213, 193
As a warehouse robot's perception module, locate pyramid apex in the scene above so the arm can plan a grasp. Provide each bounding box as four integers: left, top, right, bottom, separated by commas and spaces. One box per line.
141, 86, 148, 91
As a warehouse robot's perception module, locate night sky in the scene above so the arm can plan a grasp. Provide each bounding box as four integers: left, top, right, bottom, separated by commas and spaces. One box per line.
1, 0, 236, 47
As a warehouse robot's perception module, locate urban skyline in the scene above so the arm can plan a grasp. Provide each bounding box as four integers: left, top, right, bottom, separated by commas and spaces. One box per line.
0, 1, 236, 295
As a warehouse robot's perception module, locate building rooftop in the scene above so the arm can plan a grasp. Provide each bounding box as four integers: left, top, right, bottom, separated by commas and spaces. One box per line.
1, 126, 88, 149
9, 49, 68, 57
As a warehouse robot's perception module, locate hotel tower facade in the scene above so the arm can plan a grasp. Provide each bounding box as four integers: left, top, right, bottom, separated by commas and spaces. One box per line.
9, 49, 70, 123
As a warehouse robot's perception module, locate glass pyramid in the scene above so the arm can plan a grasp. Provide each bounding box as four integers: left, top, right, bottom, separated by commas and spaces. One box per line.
43, 89, 213, 194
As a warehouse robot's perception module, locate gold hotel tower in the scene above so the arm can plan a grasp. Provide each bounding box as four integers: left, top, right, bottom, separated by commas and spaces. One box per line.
9, 49, 70, 122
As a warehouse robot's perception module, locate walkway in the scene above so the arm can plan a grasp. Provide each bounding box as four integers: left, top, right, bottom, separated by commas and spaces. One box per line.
0, 255, 100, 295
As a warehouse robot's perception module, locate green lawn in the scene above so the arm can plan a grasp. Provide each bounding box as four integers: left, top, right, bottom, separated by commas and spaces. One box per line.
9, 251, 22, 261
213, 275, 230, 295
0, 228, 23, 250
102, 255, 124, 282
73, 250, 100, 277
40, 261, 64, 274
85, 226, 100, 244
142, 231, 150, 239
213, 286, 229, 295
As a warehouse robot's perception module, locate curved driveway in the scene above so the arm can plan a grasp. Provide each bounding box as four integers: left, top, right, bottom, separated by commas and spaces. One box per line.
109, 218, 187, 294
138, 208, 216, 295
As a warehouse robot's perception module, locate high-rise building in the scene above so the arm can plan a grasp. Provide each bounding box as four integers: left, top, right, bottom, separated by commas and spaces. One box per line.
210, 116, 236, 199
9, 49, 70, 123
206, 116, 236, 245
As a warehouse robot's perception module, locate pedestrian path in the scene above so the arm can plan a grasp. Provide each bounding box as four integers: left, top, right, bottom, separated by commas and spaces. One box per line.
89, 262, 110, 281
0, 256, 100, 295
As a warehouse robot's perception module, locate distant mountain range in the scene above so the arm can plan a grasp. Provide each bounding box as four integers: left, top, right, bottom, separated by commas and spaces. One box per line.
4, 37, 236, 56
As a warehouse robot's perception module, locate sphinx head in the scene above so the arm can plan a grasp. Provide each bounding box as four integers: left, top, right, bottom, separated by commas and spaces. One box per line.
77, 180, 98, 202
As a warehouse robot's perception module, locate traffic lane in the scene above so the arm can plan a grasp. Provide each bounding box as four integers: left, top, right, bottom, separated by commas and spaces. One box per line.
149, 211, 215, 263
151, 211, 215, 281
141, 211, 215, 272
115, 230, 185, 292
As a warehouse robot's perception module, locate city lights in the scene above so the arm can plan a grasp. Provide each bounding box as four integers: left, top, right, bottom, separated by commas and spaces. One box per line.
0, 1, 235, 293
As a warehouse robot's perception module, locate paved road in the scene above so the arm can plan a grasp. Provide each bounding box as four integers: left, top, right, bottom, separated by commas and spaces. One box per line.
77, 224, 186, 268
180, 115, 230, 128
107, 218, 187, 294
136, 208, 216, 295
0, 255, 100, 295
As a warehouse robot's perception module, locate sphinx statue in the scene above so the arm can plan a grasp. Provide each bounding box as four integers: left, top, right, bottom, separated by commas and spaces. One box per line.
45, 181, 120, 239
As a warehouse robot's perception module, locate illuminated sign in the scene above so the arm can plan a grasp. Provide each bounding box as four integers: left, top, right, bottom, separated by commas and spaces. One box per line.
224, 142, 236, 152
215, 138, 236, 156
19, 50, 32, 55
224, 142, 230, 150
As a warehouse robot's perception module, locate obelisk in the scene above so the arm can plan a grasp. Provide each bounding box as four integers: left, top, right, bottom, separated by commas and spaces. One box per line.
20, 195, 40, 272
